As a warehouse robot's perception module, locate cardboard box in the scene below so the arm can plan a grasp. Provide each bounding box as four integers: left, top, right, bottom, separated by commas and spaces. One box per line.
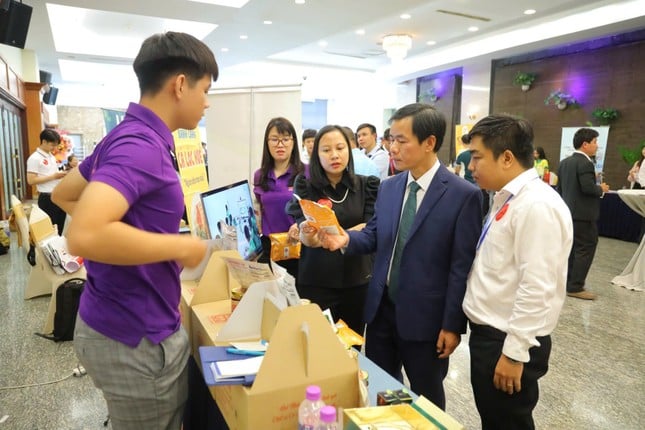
344, 396, 464, 430
211, 303, 360, 430
179, 249, 241, 351
191, 299, 235, 365
28, 205, 56, 243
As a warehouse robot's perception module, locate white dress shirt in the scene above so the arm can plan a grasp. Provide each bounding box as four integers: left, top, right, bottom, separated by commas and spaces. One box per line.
463, 168, 573, 362
365, 146, 389, 180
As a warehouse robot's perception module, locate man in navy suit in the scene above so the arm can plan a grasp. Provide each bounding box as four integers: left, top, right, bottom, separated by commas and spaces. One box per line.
305, 103, 482, 409
557, 128, 610, 300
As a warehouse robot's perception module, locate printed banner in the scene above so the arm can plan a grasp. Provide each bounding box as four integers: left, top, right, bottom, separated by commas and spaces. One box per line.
173, 128, 209, 235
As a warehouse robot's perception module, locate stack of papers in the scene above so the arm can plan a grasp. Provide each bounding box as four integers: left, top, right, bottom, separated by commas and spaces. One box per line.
211, 355, 264, 382
200, 345, 265, 386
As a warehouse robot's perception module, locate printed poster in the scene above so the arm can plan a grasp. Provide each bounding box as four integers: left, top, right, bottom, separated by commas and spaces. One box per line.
173, 128, 209, 236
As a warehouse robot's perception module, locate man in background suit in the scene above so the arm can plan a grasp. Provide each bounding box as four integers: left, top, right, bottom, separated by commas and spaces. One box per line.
305, 103, 482, 409
557, 128, 610, 300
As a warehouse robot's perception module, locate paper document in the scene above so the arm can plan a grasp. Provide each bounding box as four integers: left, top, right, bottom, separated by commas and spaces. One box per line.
221, 257, 275, 290
212, 355, 264, 380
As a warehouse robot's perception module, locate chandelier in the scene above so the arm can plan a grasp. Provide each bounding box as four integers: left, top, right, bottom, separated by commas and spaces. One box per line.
382, 34, 412, 62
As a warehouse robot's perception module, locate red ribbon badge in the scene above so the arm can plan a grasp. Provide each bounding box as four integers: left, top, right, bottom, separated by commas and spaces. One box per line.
43, 159, 48, 165
317, 198, 332, 208
495, 203, 509, 221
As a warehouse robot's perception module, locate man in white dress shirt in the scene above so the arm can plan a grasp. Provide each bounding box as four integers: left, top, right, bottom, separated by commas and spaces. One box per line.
463, 114, 573, 430
356, 123, 388, 179
26, 129, 68, 235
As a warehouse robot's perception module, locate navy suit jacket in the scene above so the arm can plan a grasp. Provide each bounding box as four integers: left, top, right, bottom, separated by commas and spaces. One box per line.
347, 164, 482, 342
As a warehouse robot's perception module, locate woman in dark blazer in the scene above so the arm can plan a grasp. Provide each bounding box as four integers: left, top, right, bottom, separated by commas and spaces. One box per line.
286, 125, 379, 334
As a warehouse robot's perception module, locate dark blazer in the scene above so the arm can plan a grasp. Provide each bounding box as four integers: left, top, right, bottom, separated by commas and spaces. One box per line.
347, 164, 482, 342
557, 152, 603, 221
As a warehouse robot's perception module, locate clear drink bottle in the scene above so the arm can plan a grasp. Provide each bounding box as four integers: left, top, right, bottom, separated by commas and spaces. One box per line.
316, 405, 338, 430
298, 385, 325, 430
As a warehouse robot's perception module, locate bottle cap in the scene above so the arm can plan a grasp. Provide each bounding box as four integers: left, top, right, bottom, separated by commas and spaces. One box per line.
305, 385, 321, 401
320, 405, 336, 422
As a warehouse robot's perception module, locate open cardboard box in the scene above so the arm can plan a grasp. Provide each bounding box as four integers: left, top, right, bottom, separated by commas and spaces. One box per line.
180, 249, 241, 352
191, 280, 283, 372
29, 205, 57, 243
209, 303, 360, 429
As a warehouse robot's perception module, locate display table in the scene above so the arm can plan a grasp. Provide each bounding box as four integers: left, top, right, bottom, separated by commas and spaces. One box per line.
183, 351, 415, 430
611, 190, 645, 291
598, 191, 642, 243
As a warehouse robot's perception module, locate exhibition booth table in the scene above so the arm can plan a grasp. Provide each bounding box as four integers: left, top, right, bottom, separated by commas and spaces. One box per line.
598, 191, 642, 243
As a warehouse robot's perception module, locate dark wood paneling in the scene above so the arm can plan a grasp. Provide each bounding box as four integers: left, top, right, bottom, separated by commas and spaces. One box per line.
492, 38, 645, 188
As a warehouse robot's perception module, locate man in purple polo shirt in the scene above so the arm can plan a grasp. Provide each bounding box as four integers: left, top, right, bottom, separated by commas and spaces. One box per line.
52, 32, 218, 429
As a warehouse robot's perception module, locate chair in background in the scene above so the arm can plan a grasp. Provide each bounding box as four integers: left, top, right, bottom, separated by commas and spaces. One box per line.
10, 195, 30, 252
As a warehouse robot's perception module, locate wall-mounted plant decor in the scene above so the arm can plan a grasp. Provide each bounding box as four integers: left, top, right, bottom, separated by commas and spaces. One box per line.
592, 107, 619, 124
544, 90, 579, 110
513, 72, 536, 91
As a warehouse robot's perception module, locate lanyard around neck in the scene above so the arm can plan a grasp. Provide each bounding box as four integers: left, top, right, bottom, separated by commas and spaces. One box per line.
477, 194, 513, 250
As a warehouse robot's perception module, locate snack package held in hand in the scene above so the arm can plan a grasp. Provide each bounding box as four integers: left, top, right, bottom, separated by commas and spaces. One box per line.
269, 232, 301, 261
297, 197, 343, 235
336, 319, 364, 347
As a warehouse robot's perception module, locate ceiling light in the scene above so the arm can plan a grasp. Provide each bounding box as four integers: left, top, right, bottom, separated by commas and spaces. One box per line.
295, 0, 305, 4
221, 47, 229, 52
426, 40, 436, 46
186, 0, 250, 7
355, 29, 365, 35
468, 26, 479, 32
240, 35, 248, 39
382, 34, 412, 62
263, 20, 272, 25
318, 40, 328, 47
524, 9, 536, 15
400, 13, 411, 19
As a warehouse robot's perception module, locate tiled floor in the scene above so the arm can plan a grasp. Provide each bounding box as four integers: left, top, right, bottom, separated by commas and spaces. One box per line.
0, 235, 643, 429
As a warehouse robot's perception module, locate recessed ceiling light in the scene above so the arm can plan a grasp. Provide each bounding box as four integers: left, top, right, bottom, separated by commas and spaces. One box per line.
295, 0, 305, 4
186, 0, 250, 7
426, 40, 436, 46
468, 26, 479, 32
221, 47, 229, 52
263, 20, 272, 25
355, 29, 365, 35
240, 34, 248, 39
400, 13, 411, 19
524, 9, 536, 15
318, 40, 328, 47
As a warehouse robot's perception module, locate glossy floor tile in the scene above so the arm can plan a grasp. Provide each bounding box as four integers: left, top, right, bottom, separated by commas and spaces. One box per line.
0, 235, 643, 429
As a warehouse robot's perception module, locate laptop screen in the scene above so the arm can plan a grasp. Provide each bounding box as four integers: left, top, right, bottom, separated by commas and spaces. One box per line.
200, 180, 262, 261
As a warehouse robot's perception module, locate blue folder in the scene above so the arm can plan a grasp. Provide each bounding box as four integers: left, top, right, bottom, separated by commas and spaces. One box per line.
199, 346, 257, 386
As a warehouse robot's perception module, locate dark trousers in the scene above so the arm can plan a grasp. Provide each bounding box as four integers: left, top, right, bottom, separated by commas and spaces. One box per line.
38, 192, 67, 236
567, 220, 598, 292
296, 283, 368, 335
469, 323, 551, 430
365, 293, 449, 409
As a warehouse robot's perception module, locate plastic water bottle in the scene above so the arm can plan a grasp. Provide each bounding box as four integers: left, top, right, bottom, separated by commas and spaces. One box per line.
316, 405, 338, 430
298, 385, 325, 430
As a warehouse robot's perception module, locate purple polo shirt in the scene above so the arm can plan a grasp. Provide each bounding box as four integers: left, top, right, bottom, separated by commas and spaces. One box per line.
77, 102, 184, 348
253, 166, 303, 235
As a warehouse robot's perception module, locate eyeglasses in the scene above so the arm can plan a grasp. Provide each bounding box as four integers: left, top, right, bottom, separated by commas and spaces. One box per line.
268, 137, 293, 146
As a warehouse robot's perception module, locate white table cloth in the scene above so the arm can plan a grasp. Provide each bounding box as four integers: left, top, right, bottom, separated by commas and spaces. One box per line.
611, 190, 645, 291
